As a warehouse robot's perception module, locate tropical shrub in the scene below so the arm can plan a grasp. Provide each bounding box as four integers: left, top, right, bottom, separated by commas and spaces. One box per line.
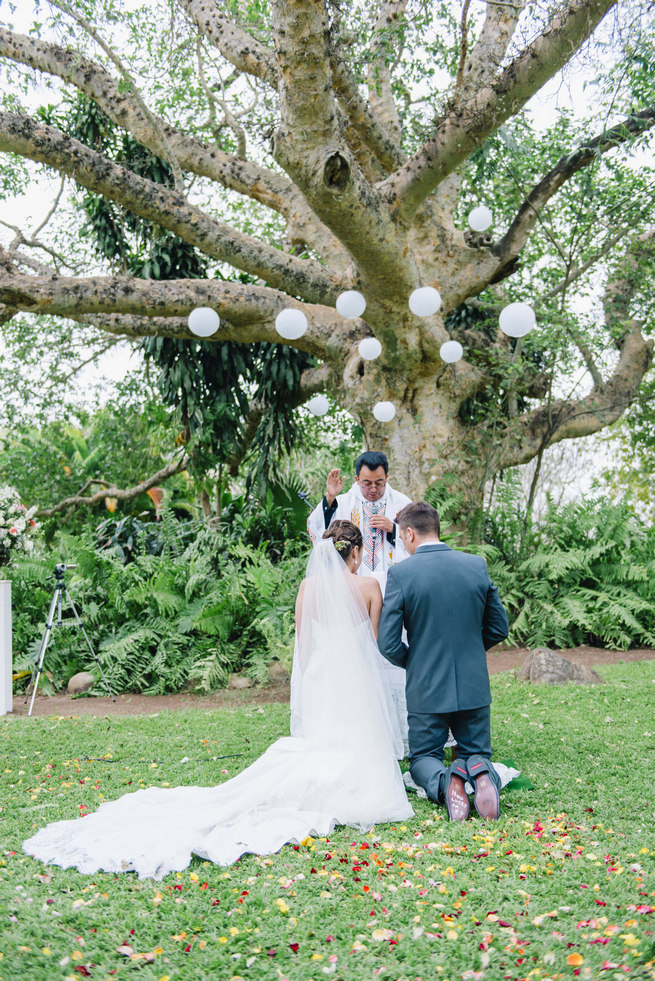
94, 507, 199, 562
8, 517, 307, 695
219, 475, 311, 561
475, 494, 655, 649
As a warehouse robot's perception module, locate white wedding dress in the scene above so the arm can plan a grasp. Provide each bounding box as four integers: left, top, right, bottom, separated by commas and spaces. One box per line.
23, 542, 414, 880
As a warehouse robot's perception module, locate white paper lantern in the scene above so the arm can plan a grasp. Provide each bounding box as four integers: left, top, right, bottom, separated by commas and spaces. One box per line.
188, 306, 220, 337
275, 308, 308, 340
373, 401, 396, 422
468, 205, 493, 232
499, 302, 536, 338
440, 340, 463, 363
336, 290, 366, 319
307, 394, 329, 416
409, 286, 441, 317
358, 337, 382, 360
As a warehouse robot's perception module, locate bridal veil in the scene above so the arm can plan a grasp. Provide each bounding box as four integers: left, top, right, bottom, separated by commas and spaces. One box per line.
23, 541, 412, 879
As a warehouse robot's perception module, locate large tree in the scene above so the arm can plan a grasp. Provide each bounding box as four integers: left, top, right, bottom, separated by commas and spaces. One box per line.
0, 0, 653, 511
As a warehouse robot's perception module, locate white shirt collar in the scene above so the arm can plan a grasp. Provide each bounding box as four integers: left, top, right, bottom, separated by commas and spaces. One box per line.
415, 540, 441, 548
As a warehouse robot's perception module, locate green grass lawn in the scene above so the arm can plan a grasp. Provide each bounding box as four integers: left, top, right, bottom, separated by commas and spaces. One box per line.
2, 661, 655, 981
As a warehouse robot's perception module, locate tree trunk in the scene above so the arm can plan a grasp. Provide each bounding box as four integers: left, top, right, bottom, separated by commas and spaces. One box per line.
342, 366, 488, 525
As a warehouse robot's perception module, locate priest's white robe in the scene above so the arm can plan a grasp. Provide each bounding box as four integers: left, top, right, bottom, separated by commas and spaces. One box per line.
306, 482, 412, 585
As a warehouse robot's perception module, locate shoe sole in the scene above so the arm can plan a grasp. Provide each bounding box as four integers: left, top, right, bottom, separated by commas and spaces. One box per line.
446, 775, 470, 821
473, 774, 499, 820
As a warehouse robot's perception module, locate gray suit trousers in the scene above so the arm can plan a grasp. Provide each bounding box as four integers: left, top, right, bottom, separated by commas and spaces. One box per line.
408, 705, 492, 803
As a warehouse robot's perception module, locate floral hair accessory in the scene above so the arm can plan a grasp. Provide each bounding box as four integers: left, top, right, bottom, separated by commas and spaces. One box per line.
333, 540, 348, 553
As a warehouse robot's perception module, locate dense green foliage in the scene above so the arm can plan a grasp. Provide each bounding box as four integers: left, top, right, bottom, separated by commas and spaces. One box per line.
602, 376, 655, 523
478, 485, 655, 650
3, 661, 655, 980
0, 387, 183, 538
7, 487, 655, 700
8, 514, 306, 697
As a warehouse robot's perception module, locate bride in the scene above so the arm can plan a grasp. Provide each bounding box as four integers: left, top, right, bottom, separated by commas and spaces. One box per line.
23, 522, 414, 880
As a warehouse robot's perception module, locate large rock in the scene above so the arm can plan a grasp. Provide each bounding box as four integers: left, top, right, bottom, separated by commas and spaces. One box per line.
517, 648, 603, 685
228, 673, 254, 690
67, 671, 95, 694
267, 660, 290, 682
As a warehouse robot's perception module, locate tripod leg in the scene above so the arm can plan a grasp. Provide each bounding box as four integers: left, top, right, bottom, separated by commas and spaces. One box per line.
27, 587, 60, 717
64, 589, 115, 702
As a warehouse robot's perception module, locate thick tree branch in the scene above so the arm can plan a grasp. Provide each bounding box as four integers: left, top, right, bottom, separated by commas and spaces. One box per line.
0, 267, 295, 322
454, 0, 473, 92
0, 266, 350, 359
178, 0, 278, 85
454, 0, 523, 104
491, 229, 655, 468
331, 58, 405, 175
270, 0, 408, 294
381, 0, 617, 219
0, 27, 292, 216
493, 106, 655, 272
365, 0, 407, 146
495, 324, 653, 469
35, 453, 190, 518
272, 0, 341, 152
0, 112, 337, 303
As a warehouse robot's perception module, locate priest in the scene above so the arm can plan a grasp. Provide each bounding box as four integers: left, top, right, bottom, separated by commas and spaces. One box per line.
307, 451, 412, 585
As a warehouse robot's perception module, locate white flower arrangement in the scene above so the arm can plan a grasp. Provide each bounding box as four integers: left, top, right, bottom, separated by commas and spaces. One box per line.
0, 486, 38, 566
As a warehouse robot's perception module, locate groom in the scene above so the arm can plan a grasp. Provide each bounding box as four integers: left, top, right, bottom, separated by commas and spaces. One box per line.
377, 502, 509, 821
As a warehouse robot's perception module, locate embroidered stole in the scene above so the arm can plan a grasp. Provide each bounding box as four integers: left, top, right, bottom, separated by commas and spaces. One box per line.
360, 498, 386, 572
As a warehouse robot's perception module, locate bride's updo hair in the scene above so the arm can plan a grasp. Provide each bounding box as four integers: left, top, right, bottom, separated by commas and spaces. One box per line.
322, 520, 362, 560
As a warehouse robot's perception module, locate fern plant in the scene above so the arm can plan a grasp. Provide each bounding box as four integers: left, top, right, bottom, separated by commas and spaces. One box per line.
477, 495, 655, 649
8, 514, 307, 695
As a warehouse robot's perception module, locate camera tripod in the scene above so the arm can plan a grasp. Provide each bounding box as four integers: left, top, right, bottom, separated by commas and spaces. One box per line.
25, 564, 115, 717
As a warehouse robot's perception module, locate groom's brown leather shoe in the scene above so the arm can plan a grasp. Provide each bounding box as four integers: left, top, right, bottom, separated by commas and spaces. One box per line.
445, 761, 470, 821
468, 756, 500, 820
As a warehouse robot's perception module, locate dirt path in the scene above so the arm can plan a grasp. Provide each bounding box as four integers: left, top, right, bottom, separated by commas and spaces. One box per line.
9, 645, 655, 718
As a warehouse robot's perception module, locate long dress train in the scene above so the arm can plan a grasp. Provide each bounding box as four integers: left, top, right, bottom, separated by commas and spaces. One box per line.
23, 542, 413, 880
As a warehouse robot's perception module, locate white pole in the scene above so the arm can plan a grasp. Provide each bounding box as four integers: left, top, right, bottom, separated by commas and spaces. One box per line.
0, 580, 11, 716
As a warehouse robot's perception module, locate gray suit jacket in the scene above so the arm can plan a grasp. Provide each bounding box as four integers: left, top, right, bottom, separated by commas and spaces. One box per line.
377, 543, 509, 713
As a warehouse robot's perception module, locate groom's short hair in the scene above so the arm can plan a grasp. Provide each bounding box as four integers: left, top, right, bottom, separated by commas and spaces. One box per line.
396, 502, 440, 538
355, 451, 389, 475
